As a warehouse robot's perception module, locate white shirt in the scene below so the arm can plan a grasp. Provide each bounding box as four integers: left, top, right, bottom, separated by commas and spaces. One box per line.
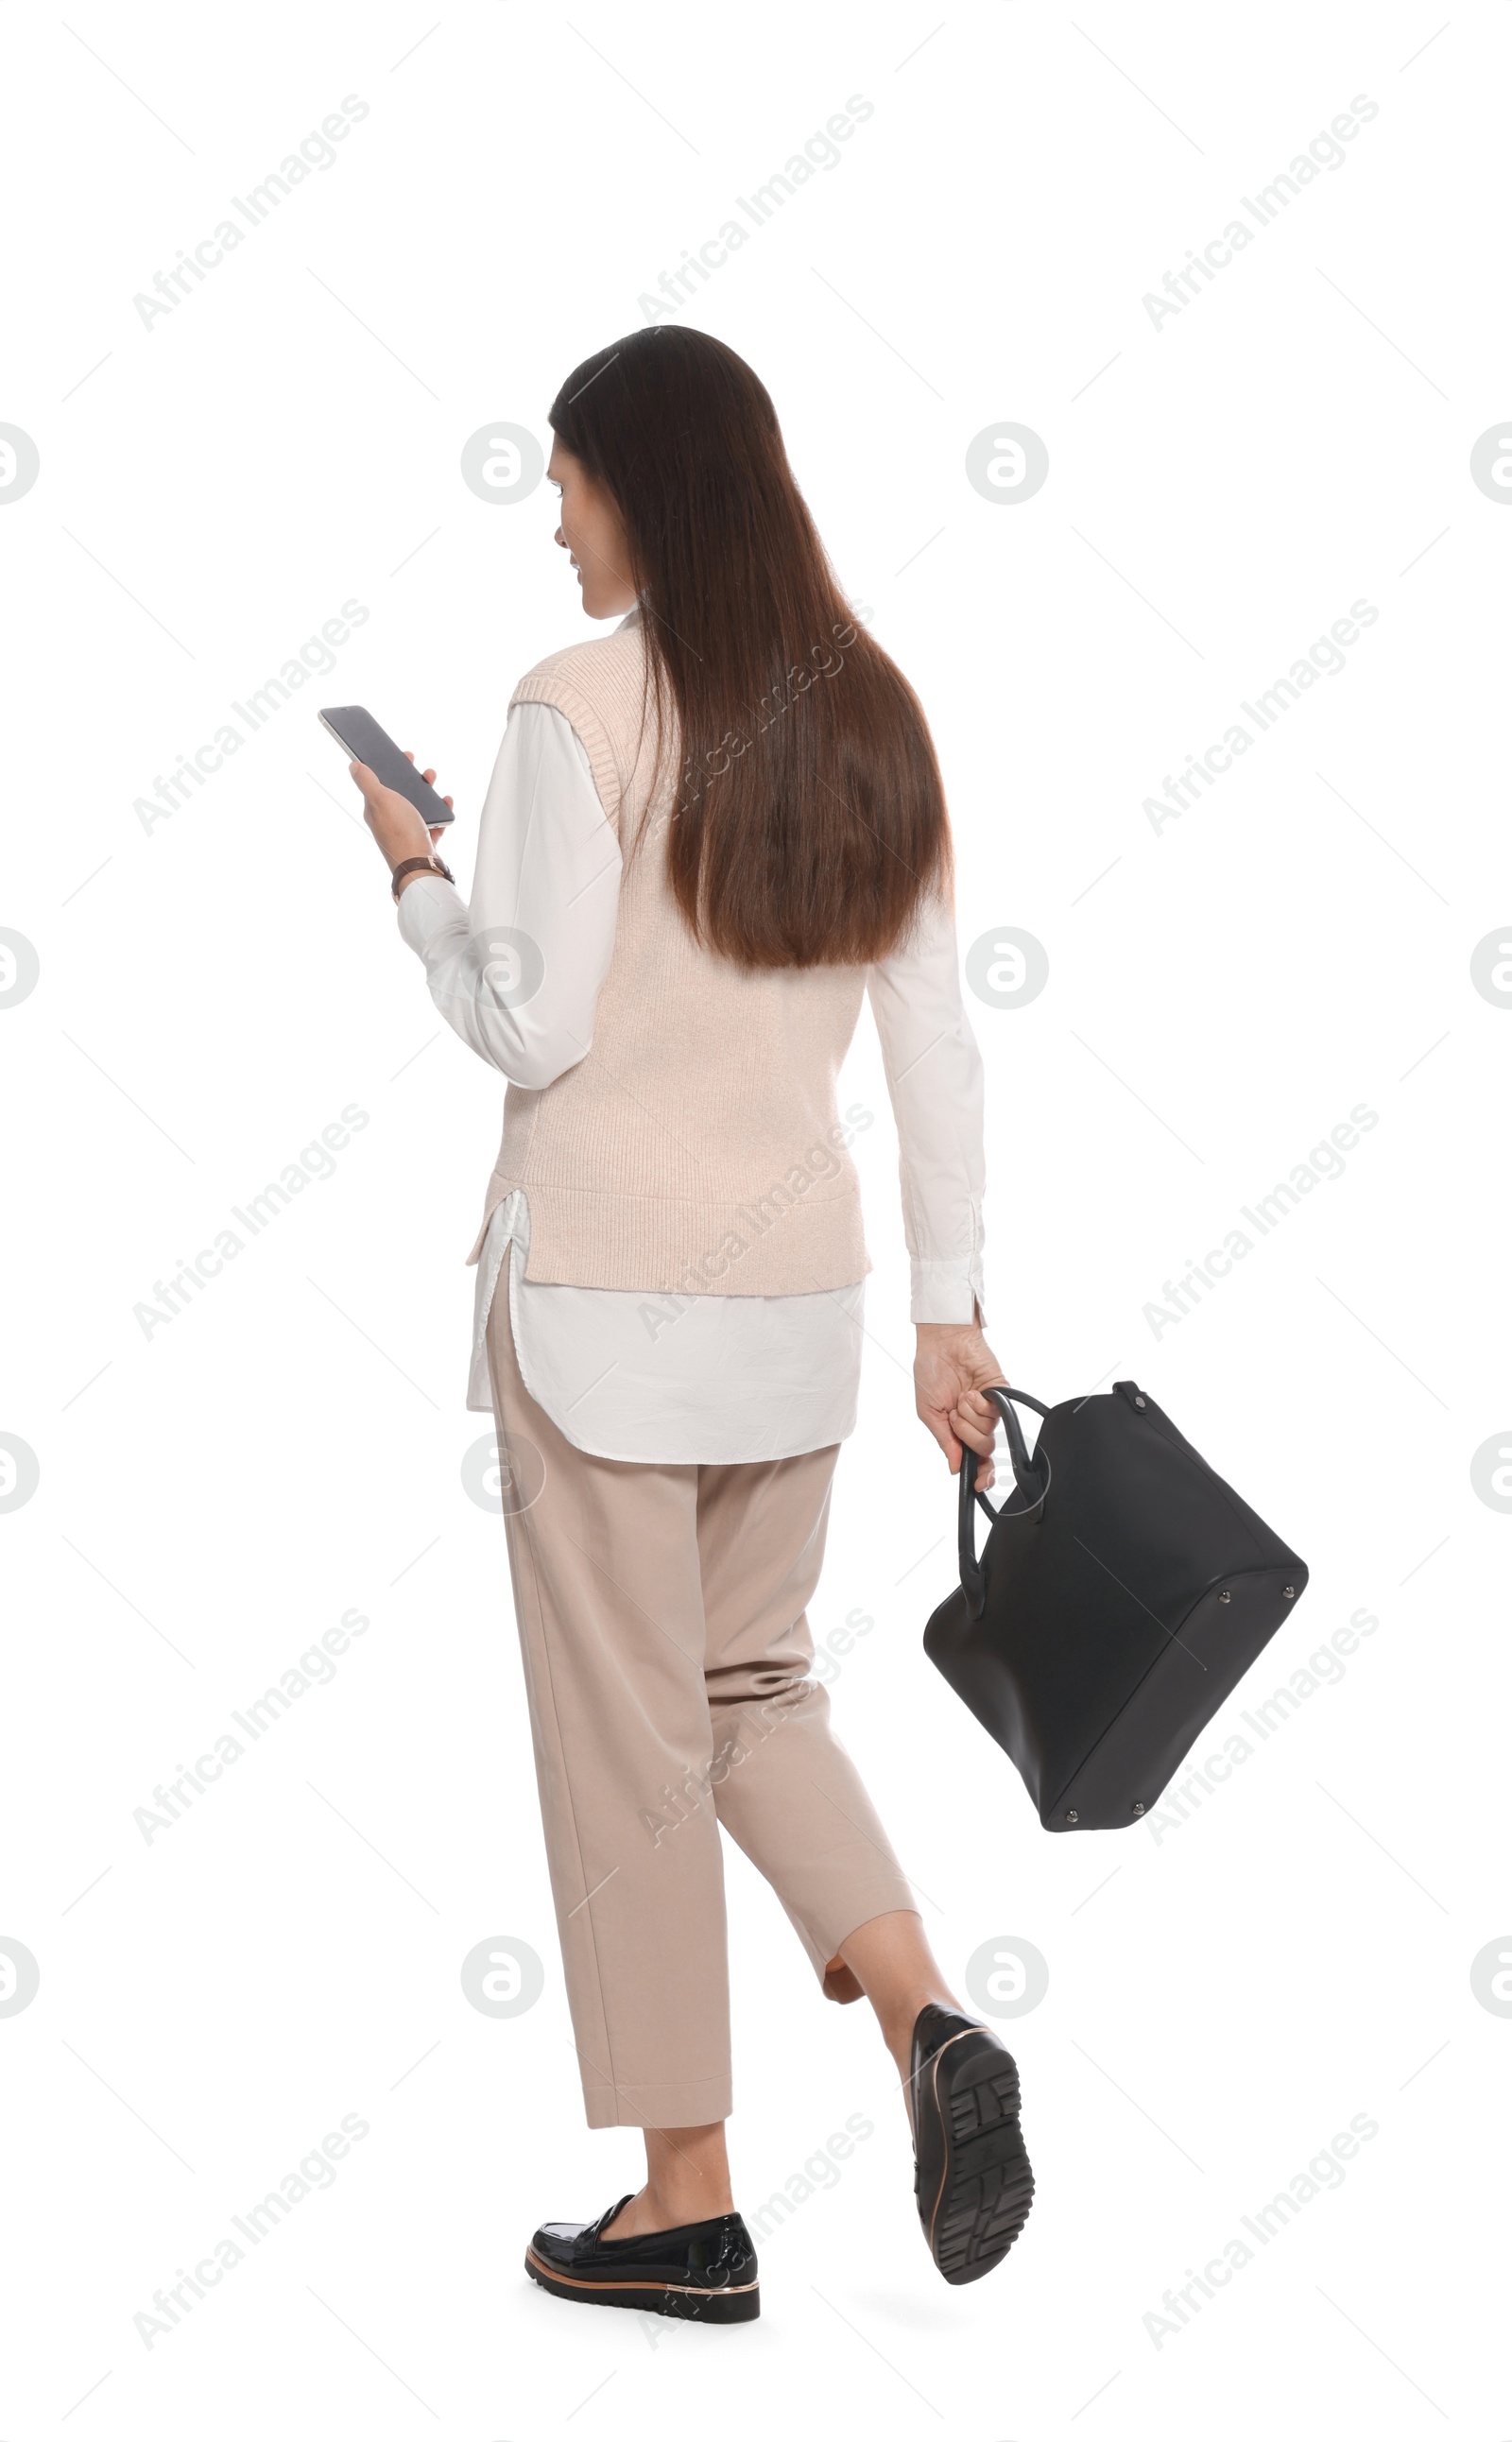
398, 702, 986, 1463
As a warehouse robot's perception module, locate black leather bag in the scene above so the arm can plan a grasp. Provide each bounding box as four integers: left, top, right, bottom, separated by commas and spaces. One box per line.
922, 1381, 1308, 1831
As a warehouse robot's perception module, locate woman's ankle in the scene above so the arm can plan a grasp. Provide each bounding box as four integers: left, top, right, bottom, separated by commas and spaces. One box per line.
837, 1914, 963, 2056
652, 2176, 734, 2225
610, 2175, 733, 2236
879, 1981, 960, 2066
639, 2124, 734, 2228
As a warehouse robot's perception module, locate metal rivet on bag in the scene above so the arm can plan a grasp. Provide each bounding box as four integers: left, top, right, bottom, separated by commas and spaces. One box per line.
1065, 1809, 1078, 1823
1132, 1801, 1145, 1815
1282, 1584, 1296, 1598
1134, 1395, 1146, 1409
1218, 1590, 1230, 1604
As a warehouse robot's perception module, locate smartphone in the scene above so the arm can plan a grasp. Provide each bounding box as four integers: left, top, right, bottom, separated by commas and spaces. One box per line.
318, 705, 455, 827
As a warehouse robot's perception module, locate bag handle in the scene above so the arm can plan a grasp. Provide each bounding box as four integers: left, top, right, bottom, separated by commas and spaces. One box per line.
957, 1385, 1051, 1620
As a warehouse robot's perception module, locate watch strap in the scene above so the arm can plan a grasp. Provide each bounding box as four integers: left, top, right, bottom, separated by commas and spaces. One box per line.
391, 854, 455, 901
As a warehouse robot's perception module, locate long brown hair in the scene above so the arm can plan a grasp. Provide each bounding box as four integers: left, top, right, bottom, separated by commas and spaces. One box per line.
549, 329, 951, 971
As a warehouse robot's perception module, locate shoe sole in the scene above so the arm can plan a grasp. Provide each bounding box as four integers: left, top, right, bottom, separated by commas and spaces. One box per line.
524, 2246, 760, 2322
919, 2028, 1035, 2285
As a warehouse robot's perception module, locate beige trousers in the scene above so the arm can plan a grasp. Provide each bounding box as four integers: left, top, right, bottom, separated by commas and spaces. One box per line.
487, 1296, 915, 2128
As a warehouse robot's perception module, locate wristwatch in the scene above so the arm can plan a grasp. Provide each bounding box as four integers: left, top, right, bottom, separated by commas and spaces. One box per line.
391, 853, 455, 902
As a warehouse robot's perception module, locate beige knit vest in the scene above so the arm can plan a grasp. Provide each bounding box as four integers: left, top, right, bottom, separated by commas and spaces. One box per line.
469, 611, 872, 1297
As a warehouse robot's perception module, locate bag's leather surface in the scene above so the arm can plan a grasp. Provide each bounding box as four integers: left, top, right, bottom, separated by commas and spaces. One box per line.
922, 1382, 1308, 1831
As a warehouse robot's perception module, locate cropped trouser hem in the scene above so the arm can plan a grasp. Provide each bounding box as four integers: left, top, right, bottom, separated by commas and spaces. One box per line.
487, 1298, 914, 2130
581, 2072, 735, 2131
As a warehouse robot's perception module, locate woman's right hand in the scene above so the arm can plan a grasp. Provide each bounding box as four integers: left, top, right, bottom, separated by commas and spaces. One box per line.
914, 1322, 1005, 1490
351, 748, 455, 886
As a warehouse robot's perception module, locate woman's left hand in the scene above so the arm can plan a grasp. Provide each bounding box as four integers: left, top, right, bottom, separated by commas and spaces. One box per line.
352, 750, 455, 875
914, 1321, 1005, 1490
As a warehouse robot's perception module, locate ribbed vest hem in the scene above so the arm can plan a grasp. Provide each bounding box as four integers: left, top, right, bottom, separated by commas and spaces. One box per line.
469, 1176, 870, 1297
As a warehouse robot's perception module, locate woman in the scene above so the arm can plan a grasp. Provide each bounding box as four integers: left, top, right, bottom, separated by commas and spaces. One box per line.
351, 329, 1034, 2321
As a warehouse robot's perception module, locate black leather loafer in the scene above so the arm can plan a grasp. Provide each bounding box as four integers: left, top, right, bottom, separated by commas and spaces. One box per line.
524, 2195, 760, 2322
909, 2003, 1034, 2283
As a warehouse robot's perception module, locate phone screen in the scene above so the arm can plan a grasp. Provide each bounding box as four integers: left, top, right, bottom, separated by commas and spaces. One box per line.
318, 706, 455, 826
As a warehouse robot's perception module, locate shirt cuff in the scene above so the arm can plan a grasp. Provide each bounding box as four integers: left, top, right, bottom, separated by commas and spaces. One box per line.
910, 1259, 987, 1328
395, 870, 466, 953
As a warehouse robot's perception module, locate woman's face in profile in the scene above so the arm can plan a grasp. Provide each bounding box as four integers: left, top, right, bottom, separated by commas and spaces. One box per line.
547, 439, 636, 620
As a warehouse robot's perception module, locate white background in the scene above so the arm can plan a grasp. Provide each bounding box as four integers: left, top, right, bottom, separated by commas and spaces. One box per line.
3, 2, 1508, 2433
